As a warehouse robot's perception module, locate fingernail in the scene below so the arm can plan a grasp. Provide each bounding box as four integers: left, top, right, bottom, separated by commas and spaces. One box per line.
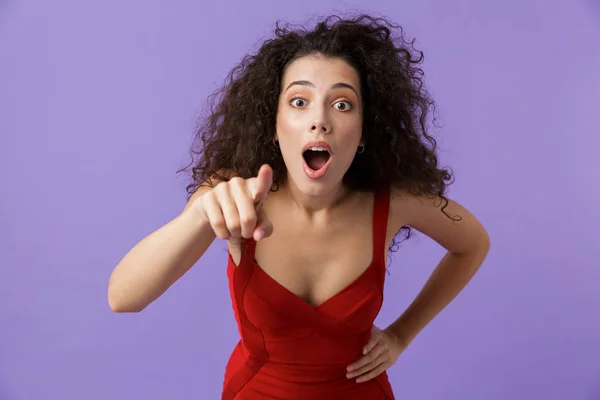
256, 229, 265, 240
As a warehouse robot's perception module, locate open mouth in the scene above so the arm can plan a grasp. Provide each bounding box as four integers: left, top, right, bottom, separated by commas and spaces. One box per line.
302, 147, 331, 172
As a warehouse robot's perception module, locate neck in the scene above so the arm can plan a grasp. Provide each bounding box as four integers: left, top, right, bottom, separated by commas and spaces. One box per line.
280, 174, 352, 218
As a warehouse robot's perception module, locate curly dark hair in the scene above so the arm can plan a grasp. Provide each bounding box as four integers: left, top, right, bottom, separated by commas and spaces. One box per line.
177, 13, 457, 252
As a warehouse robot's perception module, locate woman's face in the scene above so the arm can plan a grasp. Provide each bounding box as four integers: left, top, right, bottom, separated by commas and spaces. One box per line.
275, 54, 364, 197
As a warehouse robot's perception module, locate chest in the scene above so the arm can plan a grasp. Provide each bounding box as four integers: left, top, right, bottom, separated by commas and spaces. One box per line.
228, 194, 387, 308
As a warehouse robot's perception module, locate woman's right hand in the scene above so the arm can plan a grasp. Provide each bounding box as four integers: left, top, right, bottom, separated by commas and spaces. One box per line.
192, 164, 274, 241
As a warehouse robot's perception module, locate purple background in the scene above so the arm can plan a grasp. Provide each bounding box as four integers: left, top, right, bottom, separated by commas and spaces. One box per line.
1, 0, 599, 399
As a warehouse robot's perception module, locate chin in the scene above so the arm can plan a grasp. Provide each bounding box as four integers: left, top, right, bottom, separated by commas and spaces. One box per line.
288, 167, 342, 197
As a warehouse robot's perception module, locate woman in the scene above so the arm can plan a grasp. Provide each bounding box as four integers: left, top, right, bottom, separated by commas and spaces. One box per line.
108, 14, 491, 399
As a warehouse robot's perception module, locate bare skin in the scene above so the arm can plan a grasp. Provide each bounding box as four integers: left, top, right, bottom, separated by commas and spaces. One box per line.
227, 185, 390, 309
108, 54, 490, 384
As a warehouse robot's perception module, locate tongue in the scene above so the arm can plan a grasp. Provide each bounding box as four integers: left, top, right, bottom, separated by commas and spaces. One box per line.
304, 150, 329, 171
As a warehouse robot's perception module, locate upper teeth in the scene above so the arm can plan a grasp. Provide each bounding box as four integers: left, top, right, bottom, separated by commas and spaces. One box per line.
308, 146, 327, 152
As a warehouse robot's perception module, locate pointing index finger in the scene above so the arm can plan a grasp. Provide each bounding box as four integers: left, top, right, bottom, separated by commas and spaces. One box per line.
251, 164, 273, 204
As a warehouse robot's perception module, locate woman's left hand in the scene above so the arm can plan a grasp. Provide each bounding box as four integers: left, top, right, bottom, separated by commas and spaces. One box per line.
346, 325, 406, 383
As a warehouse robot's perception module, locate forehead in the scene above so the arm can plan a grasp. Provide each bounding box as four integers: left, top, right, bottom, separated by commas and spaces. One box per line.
281, 55, 361, 88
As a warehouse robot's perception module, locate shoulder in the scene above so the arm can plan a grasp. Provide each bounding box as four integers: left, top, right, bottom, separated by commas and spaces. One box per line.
387, 186, 490, 253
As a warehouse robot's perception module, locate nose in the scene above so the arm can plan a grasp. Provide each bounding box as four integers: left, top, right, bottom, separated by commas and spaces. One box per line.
309, 119, 331, 134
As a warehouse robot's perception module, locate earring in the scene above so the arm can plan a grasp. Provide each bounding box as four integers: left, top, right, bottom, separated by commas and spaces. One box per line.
357, 145, 365, 154
273, 139, 279, 149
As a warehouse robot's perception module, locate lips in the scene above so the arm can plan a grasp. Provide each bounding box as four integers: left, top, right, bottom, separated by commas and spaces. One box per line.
301, 140, 333, 179
301, 141, 332, 154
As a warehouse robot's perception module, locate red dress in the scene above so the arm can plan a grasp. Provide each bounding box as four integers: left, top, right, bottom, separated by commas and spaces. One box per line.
222, 189, 395, 399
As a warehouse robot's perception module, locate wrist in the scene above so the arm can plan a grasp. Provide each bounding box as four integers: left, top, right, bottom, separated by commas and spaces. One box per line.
384, 325, 412, 350
180, 201, 213, 235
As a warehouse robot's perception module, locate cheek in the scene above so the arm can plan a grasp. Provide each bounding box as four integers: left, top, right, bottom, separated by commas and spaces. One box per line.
336, 131, 363, 160
275, 113, 300, 158
277, 114, 303, 136
276, 121, 306, 159
340, 127, 363, 147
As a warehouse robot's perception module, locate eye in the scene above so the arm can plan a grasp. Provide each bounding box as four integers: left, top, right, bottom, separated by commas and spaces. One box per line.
289, 97, 307, 108
333, 100, 352, 111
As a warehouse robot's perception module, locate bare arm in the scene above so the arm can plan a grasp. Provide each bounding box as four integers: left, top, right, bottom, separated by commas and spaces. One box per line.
107, 188, 215, 313
385, 190, 491, 346
107, 165, 274, 313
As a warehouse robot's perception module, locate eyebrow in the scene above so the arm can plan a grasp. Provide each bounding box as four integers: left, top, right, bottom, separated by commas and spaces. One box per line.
284, 80, 359, 98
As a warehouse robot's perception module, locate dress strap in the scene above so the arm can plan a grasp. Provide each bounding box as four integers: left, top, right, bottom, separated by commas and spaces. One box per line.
372, 187, 391, 267
242, 189, 391, 268
240, 237, 257, 266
